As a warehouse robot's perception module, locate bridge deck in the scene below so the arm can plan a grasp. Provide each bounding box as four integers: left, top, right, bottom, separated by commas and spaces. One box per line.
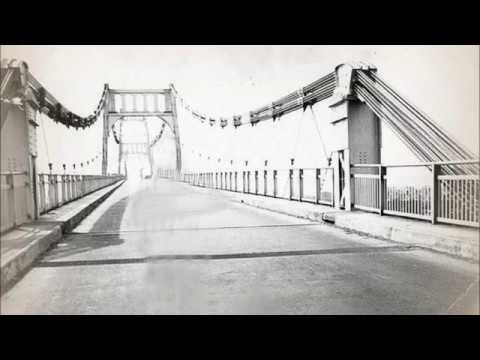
1, 178, 478, 314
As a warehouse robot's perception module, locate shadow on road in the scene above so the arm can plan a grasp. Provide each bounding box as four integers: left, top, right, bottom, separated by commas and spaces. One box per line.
41, 196, 130, 261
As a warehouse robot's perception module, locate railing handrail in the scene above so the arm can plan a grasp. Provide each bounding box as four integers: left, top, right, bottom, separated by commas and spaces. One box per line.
37, 173, 123, 177
181, 167, 333, 173
0, 171, 28, 176
352, 159, 479, 168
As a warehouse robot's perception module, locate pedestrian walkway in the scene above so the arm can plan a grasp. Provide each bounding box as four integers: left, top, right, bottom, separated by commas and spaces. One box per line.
1, 180, 124, 294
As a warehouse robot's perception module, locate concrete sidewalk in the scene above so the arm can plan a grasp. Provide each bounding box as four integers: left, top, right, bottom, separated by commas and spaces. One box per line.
184, 183, 479, 262
1, 180, 125, 294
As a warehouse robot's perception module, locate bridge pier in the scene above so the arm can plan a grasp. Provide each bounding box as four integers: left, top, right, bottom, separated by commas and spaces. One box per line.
328, 63, 381, 210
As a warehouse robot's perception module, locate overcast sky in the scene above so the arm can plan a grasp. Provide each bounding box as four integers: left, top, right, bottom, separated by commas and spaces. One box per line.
2, 45, 478, 174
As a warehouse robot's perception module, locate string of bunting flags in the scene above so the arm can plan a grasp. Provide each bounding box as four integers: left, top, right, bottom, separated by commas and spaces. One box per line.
48, 154, 101, 172
112, 124, 120, 144
33, 84, 109, 130
150, 122, 166, 148
171, 71, 336, 129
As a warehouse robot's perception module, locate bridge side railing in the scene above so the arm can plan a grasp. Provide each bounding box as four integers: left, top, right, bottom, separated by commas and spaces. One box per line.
160, 167, 334, 207
37, 174, 124, 215
159, 159, 479, 228
0, 172, 30, 233
351, 160, 479, 227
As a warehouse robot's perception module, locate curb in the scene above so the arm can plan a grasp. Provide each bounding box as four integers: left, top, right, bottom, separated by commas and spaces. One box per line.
0, 225, 62, 296
244, 197, 478, 262
331, 215, 479, 262
1, 180, 125, 295
60, 180, 125, 233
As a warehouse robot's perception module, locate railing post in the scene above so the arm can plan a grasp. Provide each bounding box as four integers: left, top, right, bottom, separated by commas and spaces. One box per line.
47, 174, 54, 210
378, 165, 386, 215
61, 175, 66, 206
54, 175, 59, 208
299, 169, 304, 201
37, 174, 43, 214
242, 171, 246, 193
273, 170, 278, 198
255, 170, 258, 195
289, 169, 293, 200
7, 174, 16, 227
67, 175, 71, 203
78, 175, 83, 198
264, 170, 267, 196
71, 175, 75, 199
247, 171, 251, 193
431, 163, 439, 224
316, 168, 321, 204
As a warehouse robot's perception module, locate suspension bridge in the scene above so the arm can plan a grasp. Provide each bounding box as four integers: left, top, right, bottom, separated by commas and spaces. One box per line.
0, 56, 478, 314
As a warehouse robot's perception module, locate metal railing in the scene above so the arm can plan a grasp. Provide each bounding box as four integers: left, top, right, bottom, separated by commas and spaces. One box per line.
351, 160, 479, 227
160, 160, 479, 228
0, 172, 30, 233
161, 167, 334, 207
37, 174, 124, 215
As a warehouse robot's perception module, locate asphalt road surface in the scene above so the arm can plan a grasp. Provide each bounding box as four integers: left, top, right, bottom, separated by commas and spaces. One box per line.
1, 178, 478, 314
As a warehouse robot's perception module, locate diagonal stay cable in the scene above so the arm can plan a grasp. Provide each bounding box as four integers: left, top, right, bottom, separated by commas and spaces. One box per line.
356, 72, 448, 163
371, 72, 476, 160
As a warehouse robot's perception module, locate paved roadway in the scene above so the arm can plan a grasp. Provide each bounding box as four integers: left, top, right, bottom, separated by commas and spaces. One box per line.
1, 178, 478, 314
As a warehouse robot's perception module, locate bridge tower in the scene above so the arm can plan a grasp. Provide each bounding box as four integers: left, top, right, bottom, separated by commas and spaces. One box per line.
327, 62, 381, 210
101, 84, 182, 176
1, 60, 40, 224
117, 118, 154, 177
